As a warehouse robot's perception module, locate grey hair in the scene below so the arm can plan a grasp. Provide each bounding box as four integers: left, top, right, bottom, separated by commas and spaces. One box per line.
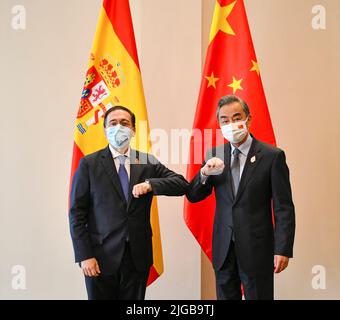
216, 95, 250, 119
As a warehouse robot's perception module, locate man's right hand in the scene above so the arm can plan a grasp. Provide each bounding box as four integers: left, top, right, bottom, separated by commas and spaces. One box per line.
81, 258, 101, 277
201, 157, 225, 176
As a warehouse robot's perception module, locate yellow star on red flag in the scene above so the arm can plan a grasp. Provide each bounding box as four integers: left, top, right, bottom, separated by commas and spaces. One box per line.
250, 60, 260, 76
209, 1, 237, 44
228, 76, 243, 94
205, 72, 220, 88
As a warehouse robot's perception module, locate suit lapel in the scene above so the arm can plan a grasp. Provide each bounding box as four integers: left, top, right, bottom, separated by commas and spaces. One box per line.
234, 138, 263, 203
100, 146, 126, 203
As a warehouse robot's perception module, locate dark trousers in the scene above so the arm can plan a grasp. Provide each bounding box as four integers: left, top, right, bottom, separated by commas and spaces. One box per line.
215, 241, 273, 300
85, 243, 149, 300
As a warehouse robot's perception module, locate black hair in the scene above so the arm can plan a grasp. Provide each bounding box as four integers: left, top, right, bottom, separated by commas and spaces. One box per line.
217, 95, 250, 119
103, 105, 136, 128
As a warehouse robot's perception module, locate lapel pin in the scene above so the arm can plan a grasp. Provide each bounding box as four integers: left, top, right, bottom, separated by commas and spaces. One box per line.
250, 155, 256, 163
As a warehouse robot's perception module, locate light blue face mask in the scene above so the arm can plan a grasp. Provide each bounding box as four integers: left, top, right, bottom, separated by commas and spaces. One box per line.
105, 124, 133, 150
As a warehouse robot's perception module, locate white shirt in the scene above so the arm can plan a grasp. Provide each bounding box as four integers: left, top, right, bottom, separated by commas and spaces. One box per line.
109, 145, 131, 179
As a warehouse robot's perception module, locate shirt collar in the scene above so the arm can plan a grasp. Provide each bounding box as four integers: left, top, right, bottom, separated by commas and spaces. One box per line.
230, 134, 253, 156
109, 145, 131, 159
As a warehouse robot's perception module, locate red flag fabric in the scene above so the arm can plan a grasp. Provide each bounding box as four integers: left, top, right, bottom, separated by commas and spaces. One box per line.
184, 0, 276, 260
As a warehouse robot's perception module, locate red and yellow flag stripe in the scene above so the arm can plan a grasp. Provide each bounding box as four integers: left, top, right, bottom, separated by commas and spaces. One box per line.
70, 0, 163, 285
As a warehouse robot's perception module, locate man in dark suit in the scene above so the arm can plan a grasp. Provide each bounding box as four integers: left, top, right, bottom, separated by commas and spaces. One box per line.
69, 105, 188, 300
186, 95, 295, 300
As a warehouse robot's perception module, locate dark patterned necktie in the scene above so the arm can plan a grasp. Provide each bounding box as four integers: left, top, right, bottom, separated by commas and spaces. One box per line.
118, 155, 129, 201
231, 148, 241, 197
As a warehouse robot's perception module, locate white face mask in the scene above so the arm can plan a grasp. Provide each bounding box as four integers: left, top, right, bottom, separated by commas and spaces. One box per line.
221, 118, 249, 144
105, 124, 133, 150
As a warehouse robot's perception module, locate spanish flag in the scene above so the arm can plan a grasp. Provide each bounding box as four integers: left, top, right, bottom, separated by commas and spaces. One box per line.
184, 0, 276, 260
70, 0, 163, 285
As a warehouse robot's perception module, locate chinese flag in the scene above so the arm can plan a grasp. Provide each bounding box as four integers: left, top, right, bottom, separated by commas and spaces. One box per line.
184, 0, 276, 260
70, 0, 163, 285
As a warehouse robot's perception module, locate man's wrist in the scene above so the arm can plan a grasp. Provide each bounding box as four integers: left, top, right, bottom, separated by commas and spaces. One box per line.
200, 168, 207, 177
200, 169, 209, 185
145, 179, 152, 192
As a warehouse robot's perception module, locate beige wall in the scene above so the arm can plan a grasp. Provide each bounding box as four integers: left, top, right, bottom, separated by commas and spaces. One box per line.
201, 0, 340, 299
131, 0, 202, 300
0, 0, 339, 300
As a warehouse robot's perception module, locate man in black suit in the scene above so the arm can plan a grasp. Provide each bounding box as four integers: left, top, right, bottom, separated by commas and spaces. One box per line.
186, 95, 295, 300
69, 106, 188, 300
